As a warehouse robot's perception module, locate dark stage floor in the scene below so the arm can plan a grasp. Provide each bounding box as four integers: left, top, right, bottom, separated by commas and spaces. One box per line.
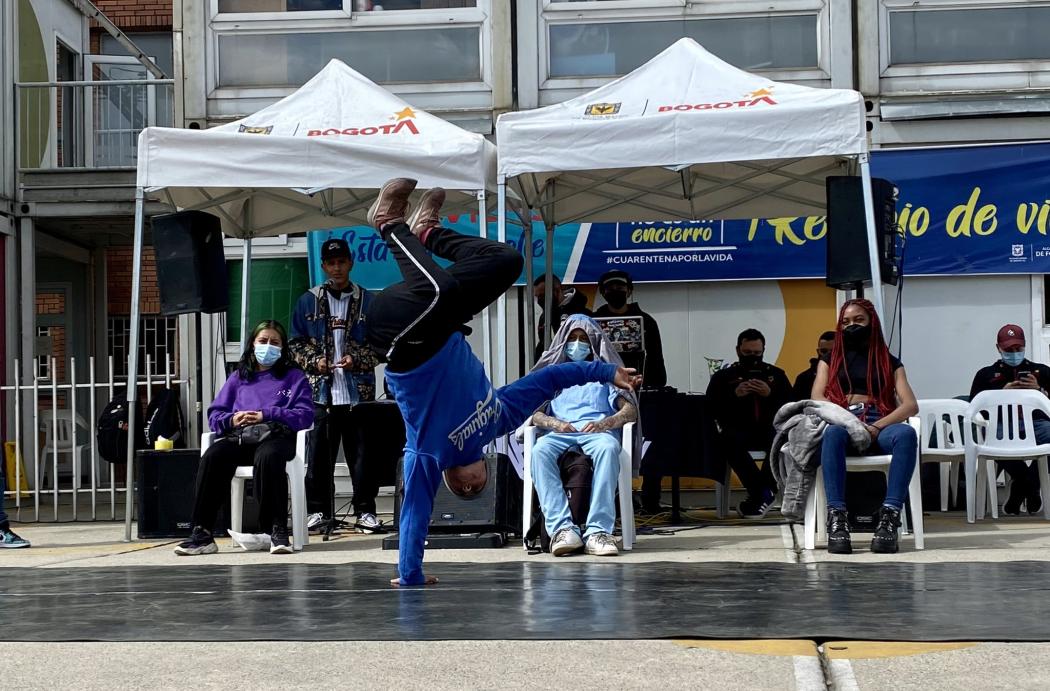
4, 561, 1050, 642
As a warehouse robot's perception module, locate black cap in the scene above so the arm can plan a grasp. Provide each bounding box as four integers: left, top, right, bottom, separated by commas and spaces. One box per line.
321, 238, 351, 262
598, 269, 632, 288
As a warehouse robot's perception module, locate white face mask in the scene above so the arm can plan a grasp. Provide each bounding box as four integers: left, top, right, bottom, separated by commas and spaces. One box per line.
1000, 350, 1025, 367
565, 341, 591, 362
254, 343, 281, 367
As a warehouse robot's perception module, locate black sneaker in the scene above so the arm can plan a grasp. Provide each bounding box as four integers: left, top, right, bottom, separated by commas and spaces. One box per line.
737, 489, 775, 519
270, 524, 293, 555
826, 508, 852, 555
1003, 486, 1025, 516
1027, 490, 1043, 515
173, 527, 217, 556
870, 506, 902, 554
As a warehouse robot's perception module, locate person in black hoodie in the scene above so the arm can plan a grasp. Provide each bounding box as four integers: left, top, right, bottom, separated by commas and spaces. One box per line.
707, 328, 792, 517
793, 331, 836, 400
969, 323, 1050, 515
593, 269, 667, 389
533, 274, 591, 360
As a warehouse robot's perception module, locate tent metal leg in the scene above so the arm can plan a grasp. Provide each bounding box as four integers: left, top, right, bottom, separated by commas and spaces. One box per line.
543, 221, 554, 352
240, 237, 252, 351
124, 187, 145, 542
524, 208, 536, 367
496, 181, 508, 388
478, 190, 492, 381
859, 155, 887, 331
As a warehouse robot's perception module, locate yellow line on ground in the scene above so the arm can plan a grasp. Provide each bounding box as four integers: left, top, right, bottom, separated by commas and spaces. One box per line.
673, 639, 819, 657
823, 641, 976, 659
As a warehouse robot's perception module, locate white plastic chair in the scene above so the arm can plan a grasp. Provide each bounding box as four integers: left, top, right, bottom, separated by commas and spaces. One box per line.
917, 399, 972, 512
803, 416, 924, 550
965, 390, 1050, 523
40, 411, 90, 489
522, 421, 635, 551
200, 427, 311, 551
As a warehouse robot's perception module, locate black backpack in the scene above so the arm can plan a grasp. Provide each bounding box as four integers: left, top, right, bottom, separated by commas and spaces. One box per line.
143, 388, 187, 448
525, 449, 594, 553
97, 394, 146, 463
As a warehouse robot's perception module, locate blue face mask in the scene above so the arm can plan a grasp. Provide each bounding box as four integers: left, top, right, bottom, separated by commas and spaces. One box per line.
565, 341, 591, 362
254, 343, 281, 367
1001, 350, 1025, 367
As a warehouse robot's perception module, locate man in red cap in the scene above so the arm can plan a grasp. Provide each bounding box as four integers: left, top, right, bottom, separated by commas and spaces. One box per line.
969, 323, 1050, 514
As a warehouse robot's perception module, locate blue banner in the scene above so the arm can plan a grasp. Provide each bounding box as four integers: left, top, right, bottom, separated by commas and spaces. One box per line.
308, 142, 1050, 288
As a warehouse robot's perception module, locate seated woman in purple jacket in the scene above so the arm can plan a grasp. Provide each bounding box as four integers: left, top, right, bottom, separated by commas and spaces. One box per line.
174, 320, 314, 556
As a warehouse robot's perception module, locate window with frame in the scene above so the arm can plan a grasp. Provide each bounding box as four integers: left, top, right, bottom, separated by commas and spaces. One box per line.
217, 0, 476, 13
547, 14, 820, 78
888, 5, 1050, 66
108, 316, 179, 378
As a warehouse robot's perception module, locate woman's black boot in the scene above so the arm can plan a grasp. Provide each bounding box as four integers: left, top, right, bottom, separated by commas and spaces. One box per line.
827, 507, 852, 554
871, 505, 902, 554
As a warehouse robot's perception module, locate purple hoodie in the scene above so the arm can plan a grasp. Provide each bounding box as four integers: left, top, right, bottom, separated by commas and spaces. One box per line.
208, 367, 314, 435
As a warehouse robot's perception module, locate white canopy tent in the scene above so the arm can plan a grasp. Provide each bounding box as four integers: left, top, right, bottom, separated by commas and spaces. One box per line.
124, 59, 498, 539
495, 38, 881, 385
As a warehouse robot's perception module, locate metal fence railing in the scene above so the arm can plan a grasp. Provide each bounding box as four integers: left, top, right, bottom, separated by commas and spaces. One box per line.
1, 355, 188, 523
16, 78, 175, 170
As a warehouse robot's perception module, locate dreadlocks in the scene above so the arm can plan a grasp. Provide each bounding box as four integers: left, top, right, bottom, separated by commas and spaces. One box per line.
823, 299, 897, 416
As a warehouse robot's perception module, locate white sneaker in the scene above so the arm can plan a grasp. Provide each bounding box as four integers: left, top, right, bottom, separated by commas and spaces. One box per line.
306, 513, 326, 531
355, 512, 383, 533
584, 532, 619, 556
550, 527, 583, 556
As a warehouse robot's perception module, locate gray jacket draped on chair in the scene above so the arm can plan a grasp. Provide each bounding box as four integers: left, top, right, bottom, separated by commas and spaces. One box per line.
771, 400, 872, 519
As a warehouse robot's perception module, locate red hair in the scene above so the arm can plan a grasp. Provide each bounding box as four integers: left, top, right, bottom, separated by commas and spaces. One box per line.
823, 298, 897, 416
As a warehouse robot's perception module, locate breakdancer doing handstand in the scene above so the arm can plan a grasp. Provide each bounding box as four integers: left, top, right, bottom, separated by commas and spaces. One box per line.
364, 178, 642, 586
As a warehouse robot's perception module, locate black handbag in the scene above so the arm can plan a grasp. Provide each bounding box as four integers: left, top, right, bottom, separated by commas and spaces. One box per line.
225, 421, 291, 446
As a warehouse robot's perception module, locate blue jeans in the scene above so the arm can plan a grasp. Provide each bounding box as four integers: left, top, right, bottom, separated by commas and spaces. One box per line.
531, 431, 620, 538
821, 417, 918, 512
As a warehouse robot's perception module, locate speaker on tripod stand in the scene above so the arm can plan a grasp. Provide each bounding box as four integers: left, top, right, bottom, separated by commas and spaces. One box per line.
825, 176, 900, 290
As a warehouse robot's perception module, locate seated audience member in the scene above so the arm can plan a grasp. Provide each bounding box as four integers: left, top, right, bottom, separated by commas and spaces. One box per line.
174, 320, 314, 556
794, 331, 836, 400
707, 328, 792, 517
533, 274, 592, 360
529, 315, 638, 557
969, 324, 1050, 515
593, 269, 667, 389
812, 299, 918, 555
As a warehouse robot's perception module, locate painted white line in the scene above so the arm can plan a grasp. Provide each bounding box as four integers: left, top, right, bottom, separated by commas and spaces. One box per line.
828, 658, 860, 691
563, 222, 590, 283
792, 654, 827, 691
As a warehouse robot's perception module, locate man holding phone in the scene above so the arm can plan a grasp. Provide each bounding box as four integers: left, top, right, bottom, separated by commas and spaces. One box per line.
707, 328, 793, 517
969, 324, 1050, 514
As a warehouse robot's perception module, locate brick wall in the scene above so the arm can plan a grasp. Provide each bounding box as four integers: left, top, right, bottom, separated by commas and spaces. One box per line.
107, 247, 161, 315
35, 293, 68, 383
91, 0, 172, 31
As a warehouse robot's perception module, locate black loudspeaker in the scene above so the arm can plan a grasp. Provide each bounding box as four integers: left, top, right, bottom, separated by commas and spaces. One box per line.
136, 449, 256, 538
151, 210, 230, 315
825, 176, 900, 289
393, 452, 522, 534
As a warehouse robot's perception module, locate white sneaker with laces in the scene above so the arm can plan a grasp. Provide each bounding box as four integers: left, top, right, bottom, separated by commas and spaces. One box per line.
355, 512, 382, 533
550, 527, 583, 556
306, 513, 326, 531
584, 532, 619, 556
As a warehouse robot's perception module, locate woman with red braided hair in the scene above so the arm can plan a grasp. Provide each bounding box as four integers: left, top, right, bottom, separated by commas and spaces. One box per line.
811, 298, 918, 555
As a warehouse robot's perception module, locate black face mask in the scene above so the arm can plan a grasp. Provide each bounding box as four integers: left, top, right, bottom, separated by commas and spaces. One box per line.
842, 323, 871, 349
603, 290, 628, 309
739, 354, 763, 368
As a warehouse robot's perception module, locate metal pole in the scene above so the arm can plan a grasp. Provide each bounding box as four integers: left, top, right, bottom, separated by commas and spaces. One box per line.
240, 237, 252, 351
524, 208, 536, 367
194, 312, 203, 435
543, 221, 554, 352
124, 187, 145, 541
859, 154, 888, 333
477, 191, 492, 381
495, 180, 508, 388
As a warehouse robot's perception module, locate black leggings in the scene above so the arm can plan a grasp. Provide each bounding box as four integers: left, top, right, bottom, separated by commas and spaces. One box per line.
191, 436, 294, 532
365, 223, 523, 372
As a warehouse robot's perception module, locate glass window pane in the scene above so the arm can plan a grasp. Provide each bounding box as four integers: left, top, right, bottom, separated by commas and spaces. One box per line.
226, 259, 312, 344
889, 8, 1050, 65
100, 33, 174, 78
217, 0, 475, 11
218, 0, 343, 12
217, 28, 481, 86
548, 16, 819, 78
